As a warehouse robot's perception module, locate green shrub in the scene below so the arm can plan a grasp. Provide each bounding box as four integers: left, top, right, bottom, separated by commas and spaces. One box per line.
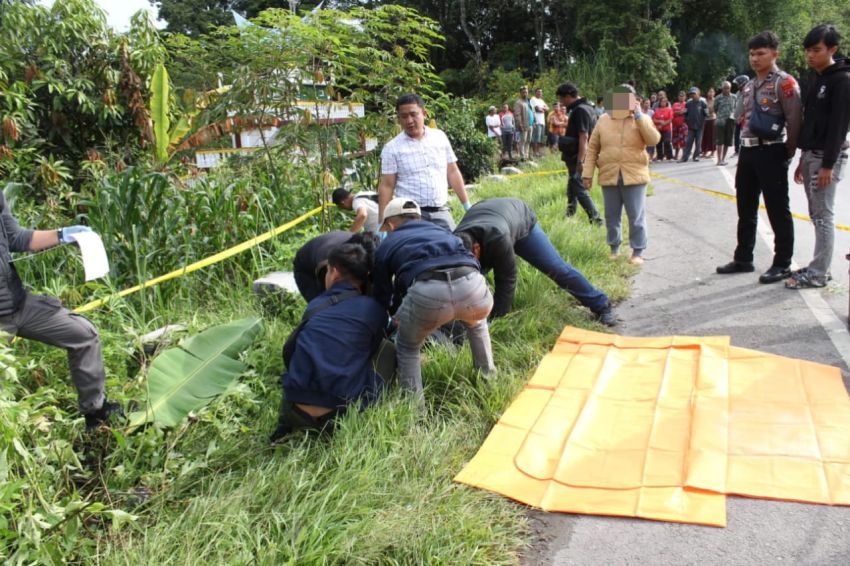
433, 95, 497, 182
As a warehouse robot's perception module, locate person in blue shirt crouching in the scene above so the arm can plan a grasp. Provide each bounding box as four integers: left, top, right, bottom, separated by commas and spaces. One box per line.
271, 235, 391, 442
373, 198, 496, 400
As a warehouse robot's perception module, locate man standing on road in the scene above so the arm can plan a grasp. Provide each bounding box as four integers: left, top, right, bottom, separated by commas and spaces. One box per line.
556, 82, 602, 224
716, 31, 802, 284
373, 198, 495, 400
680, 87, 708, 162
530, 87, 549, 159
714, 81, 736, 166
378, 94, 473, 232
513, 86, 533, 160
455, 198, 616, 324
785, 25, 850, 289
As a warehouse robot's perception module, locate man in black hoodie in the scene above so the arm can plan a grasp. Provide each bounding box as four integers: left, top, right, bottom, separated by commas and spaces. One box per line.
786, 24, 850, 289
556, 82, 602, 224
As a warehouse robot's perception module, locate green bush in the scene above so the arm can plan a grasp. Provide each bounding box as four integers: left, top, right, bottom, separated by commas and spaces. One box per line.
434, 95, 497, 182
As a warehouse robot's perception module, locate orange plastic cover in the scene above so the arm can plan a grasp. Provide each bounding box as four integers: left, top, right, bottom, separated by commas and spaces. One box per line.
454, 327, 850, 527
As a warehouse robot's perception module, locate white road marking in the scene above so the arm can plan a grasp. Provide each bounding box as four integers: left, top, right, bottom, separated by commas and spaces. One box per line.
718, 165, 850, 368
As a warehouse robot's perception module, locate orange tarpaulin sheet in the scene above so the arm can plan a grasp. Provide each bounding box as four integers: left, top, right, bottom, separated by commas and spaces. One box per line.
454, 327, 850, 527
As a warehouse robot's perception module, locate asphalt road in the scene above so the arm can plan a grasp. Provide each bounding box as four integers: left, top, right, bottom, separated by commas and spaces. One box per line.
523, 154, 850, 566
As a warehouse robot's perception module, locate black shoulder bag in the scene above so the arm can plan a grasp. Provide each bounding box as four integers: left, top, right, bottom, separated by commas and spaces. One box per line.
282, 290, 361, 368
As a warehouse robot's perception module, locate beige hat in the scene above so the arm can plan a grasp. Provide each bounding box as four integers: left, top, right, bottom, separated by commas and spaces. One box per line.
381, 197, 421, 227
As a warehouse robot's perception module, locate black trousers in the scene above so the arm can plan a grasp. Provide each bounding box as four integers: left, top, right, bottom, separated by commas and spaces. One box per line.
565, 167, 600, 220
733, 144, 794, 268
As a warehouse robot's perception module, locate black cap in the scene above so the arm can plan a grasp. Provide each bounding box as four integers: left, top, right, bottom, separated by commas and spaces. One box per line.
331, 187, 350, 206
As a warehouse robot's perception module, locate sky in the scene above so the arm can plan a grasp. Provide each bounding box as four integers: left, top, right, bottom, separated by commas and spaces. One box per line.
39, 0, 165, 31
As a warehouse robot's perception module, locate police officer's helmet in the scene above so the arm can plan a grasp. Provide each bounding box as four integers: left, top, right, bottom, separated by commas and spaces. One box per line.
733, 75, 749, 88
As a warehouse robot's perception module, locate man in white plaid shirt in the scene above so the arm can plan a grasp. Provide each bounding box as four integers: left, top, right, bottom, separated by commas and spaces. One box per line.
378, 94, 473, 231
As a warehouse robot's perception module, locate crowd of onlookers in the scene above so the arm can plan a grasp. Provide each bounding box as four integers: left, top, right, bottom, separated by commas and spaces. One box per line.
486, 78, 752, 167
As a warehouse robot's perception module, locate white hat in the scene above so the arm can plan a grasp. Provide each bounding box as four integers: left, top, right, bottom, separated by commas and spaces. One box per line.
382, 197, 421, 226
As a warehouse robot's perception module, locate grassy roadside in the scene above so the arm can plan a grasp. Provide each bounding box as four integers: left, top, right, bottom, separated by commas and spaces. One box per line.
9, 156, 634, 563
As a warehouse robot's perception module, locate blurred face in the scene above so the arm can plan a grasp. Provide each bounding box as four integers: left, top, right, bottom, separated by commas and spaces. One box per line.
707, 87, 715, 97
678, 92, 686, 102
641, 99, 650, 112
520, 87, 528, 98
805, 40, 838, 72
324, 265, 341, 289
502, 104, 509, 113
722, 82, 731, 94
397, 102, 426, 139
607, 92, 636, 119
749, 46, 778, 74
650, 93, 657, 103
535, 89, 543, 98
690, 90, 700, 100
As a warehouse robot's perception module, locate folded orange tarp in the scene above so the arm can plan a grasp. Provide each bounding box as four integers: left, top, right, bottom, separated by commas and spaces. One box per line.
454, 327, 850, 527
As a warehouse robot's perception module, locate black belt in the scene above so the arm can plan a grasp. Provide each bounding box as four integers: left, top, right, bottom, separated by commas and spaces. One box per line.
416, 265, 476, 282
419, 206, 446, 212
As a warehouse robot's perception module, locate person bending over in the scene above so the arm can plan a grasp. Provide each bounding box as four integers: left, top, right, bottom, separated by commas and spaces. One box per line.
0, 192, 121, 430
455, 198, 617, 325
293, 231, 378, 302
331, 188, 379, 233
373, 198, 495, 399
272, 238, 390, 441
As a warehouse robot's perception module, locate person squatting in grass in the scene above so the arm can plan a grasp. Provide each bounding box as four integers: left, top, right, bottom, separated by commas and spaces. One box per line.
0, 192, 122, 431
332, 187, 380, 233
378, 93, 472, 232
373, 198, 495, 400
272, 233, 393, 441
454, 198, 617, 326
786, 24, 850, 289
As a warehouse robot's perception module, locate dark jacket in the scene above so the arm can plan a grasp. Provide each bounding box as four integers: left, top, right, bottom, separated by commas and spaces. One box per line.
454, 198, 537, 317
0, 192, 33, 316
292, 231, 351, 301
560, 98, 597, 169
373, 220, 479, 313
684, 97, 708, 130
282, 282, 388, 409
798, 57, 850, 168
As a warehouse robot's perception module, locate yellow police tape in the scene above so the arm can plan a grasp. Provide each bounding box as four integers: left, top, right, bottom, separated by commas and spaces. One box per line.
650, 171, 850, 233
511, 166, 850, 233
73, 205, 326, 314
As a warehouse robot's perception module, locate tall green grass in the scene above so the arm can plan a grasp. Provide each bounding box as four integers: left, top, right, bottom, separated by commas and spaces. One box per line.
2, 155, 633, 563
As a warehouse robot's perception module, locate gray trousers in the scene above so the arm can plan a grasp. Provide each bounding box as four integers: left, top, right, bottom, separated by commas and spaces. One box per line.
421, 207, 456, 231
395, 272, 495, 398
602, 179, 648, 255
801, 149, 848, 277
0, 293, 105, 413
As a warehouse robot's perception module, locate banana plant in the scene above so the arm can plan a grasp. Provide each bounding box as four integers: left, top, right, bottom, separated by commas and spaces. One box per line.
128, 317, 263, 430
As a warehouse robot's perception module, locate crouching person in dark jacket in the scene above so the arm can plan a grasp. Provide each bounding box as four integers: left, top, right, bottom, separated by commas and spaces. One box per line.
373, 198, 495, 400
0, 192, 121, 430
272, 235, 391, 442
454, 198, 617, 325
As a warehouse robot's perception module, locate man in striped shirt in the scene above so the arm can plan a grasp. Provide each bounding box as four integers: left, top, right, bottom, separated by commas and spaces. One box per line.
378, 93, 473, 231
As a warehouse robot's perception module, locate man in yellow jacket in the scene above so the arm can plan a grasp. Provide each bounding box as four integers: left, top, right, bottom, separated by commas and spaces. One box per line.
583, 84, 661, 265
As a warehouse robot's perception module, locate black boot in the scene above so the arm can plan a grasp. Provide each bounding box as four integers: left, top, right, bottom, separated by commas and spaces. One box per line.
84, 399, 125, 431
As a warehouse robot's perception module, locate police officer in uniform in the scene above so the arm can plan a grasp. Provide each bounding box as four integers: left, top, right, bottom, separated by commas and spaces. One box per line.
717, 31, 802, 283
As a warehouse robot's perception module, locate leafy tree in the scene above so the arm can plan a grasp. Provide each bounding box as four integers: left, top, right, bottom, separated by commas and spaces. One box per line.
0, 0, 165, 200
149, 0, 322, 36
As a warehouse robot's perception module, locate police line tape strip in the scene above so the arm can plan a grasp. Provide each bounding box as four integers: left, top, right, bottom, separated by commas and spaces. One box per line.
650, 171, 850, 233
73, 205, 327, 314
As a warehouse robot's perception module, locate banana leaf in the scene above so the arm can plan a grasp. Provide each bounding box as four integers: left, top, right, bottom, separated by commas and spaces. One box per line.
150, 62, 170, 164
128, 317, 262, 430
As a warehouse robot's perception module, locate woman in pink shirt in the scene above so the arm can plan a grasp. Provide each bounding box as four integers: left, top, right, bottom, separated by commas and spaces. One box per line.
652, 97, 674, 161
671, 91, 688, 160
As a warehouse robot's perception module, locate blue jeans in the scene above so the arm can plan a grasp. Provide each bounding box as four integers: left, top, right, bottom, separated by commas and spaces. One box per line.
682, 126, 704, 160
514, 224, 609, 313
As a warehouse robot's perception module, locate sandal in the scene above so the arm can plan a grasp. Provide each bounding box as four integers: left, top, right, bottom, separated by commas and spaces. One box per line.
784, 269, 827, 289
